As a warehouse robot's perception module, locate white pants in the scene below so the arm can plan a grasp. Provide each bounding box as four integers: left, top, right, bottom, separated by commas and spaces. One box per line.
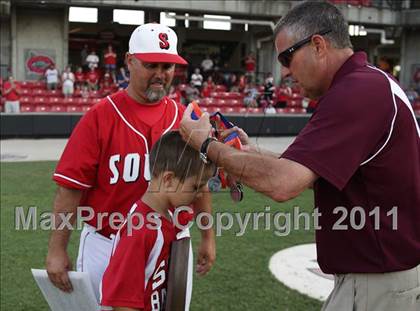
76, 224, 114, 303
5, 100, 20, 113
77, 224, 193, 310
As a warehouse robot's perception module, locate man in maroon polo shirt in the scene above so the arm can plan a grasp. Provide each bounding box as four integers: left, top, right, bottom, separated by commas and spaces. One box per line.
179, 2, 420, 310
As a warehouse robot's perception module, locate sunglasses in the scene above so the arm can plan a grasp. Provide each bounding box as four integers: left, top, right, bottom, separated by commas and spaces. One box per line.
277, 29, 332, 68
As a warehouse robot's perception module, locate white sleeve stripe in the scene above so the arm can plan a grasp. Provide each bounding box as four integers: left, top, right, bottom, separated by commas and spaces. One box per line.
53, 173, 92, 188
144, 227, 164, 290
361, 65, 419, 166
162, 98, 179, 135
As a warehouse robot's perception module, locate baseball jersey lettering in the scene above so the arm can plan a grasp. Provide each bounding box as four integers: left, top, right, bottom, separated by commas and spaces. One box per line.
101, 201, 176, 311
123, 153, 141, 183
109, 154, 120, 184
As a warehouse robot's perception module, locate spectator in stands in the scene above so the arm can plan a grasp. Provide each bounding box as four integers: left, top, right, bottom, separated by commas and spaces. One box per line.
228, 74, 239, 92
81, 44, 89, 69
3, 76, 21, 113
61, 66, 75, 98
86, 50, 99, 70
74, 66, 85, 90
262, 73, 275, 102
191, 68, 203, 89
103, 45, 117, 82
102, 71, 113, 86
81, 84, 89, 99
243, 82, 259, 108
116, 66, 129, 90
276, 80, 293, 108
86, 67, 99, 91
238, 74, 246, 92
201, 55, 214, 79
244, 52, 256, 82
168, 85, 182, 104
201, 76, 215, 97
100, 80, 114, 97
44, 64, 59, 90
185, 81, 200, 104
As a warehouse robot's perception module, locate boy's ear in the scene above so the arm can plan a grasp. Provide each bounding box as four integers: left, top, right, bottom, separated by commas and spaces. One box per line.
162, 171, 175, 189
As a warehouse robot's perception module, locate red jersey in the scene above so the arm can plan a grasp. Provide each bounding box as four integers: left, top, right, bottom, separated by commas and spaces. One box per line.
3, 81, 20, 101
87, 71, 99, 83
104, 52, 117, 65
53, 90, 185, 237
245, 57, 256, 72
101, 200, 176, 310
75, 71, 85, 82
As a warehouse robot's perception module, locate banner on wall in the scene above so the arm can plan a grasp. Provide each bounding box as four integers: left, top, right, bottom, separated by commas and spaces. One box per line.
24, 49, 56, 80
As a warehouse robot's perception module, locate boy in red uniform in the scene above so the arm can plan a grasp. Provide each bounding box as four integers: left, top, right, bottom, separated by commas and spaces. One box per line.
100, 131, 215, 311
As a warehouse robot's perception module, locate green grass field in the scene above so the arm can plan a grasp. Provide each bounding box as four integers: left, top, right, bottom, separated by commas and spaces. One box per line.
1, 161, 322, 311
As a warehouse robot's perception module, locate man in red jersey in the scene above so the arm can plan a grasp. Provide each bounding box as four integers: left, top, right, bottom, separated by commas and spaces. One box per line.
46, 24, 215, 306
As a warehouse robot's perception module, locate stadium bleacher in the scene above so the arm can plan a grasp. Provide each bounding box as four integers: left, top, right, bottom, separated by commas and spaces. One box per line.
3, 80, 420, 115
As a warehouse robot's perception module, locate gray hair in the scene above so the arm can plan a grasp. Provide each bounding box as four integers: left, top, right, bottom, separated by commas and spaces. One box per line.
274, 1, 353, 49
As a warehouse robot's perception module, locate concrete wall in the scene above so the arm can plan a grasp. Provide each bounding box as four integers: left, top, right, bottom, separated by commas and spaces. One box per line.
0, 17, 11, 78
400, 27, 420, 89
12, 6, 67, 80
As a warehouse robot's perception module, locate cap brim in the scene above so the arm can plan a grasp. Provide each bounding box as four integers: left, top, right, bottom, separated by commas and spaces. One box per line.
133, 53, 188, 65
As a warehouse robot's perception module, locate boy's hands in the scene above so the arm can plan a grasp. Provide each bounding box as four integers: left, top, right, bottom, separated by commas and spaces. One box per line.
196, 235, 216, 276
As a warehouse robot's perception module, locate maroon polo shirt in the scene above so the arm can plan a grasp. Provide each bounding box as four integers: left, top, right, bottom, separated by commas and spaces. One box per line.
282, 52, 420, 274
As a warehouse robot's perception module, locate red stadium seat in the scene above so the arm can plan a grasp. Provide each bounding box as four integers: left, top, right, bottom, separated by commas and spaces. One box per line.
214, 85, 227, 92
284, 108, 306, 114
67, 105, 83, 113
89, 90, 102, 98
232, 107, 247, 114
20, 104, 34, 112
207, 106, 221, 113
21, 88, 32, 96
20, 96, 33, 105
220, 107, 234, 114
32, 89, 47, 97
75, 98, 90, 105
33, 97, 48, 104
48, 97, 63, 105
34, 105, 50, 112
33, 81, 46, 89
18, 81, 32, 89
81, 104, 92, 113
248, 108, 263, 114
63, 97, 76, 105
50, 105, 66, 113
287, 99, 303, 107
276, 108, 285, 114
46, 90, 61, 97
91, 98, 102, 105
214, 99, 226, 107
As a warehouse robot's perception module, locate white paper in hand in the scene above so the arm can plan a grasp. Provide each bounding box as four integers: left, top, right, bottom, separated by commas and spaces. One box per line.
31, 269, 99, 311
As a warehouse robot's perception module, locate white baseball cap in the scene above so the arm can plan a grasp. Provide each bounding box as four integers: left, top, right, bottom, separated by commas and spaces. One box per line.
128, 23, 187, 65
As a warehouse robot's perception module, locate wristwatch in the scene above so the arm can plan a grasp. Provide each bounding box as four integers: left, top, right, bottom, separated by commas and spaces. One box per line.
200, 137, 217, 164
